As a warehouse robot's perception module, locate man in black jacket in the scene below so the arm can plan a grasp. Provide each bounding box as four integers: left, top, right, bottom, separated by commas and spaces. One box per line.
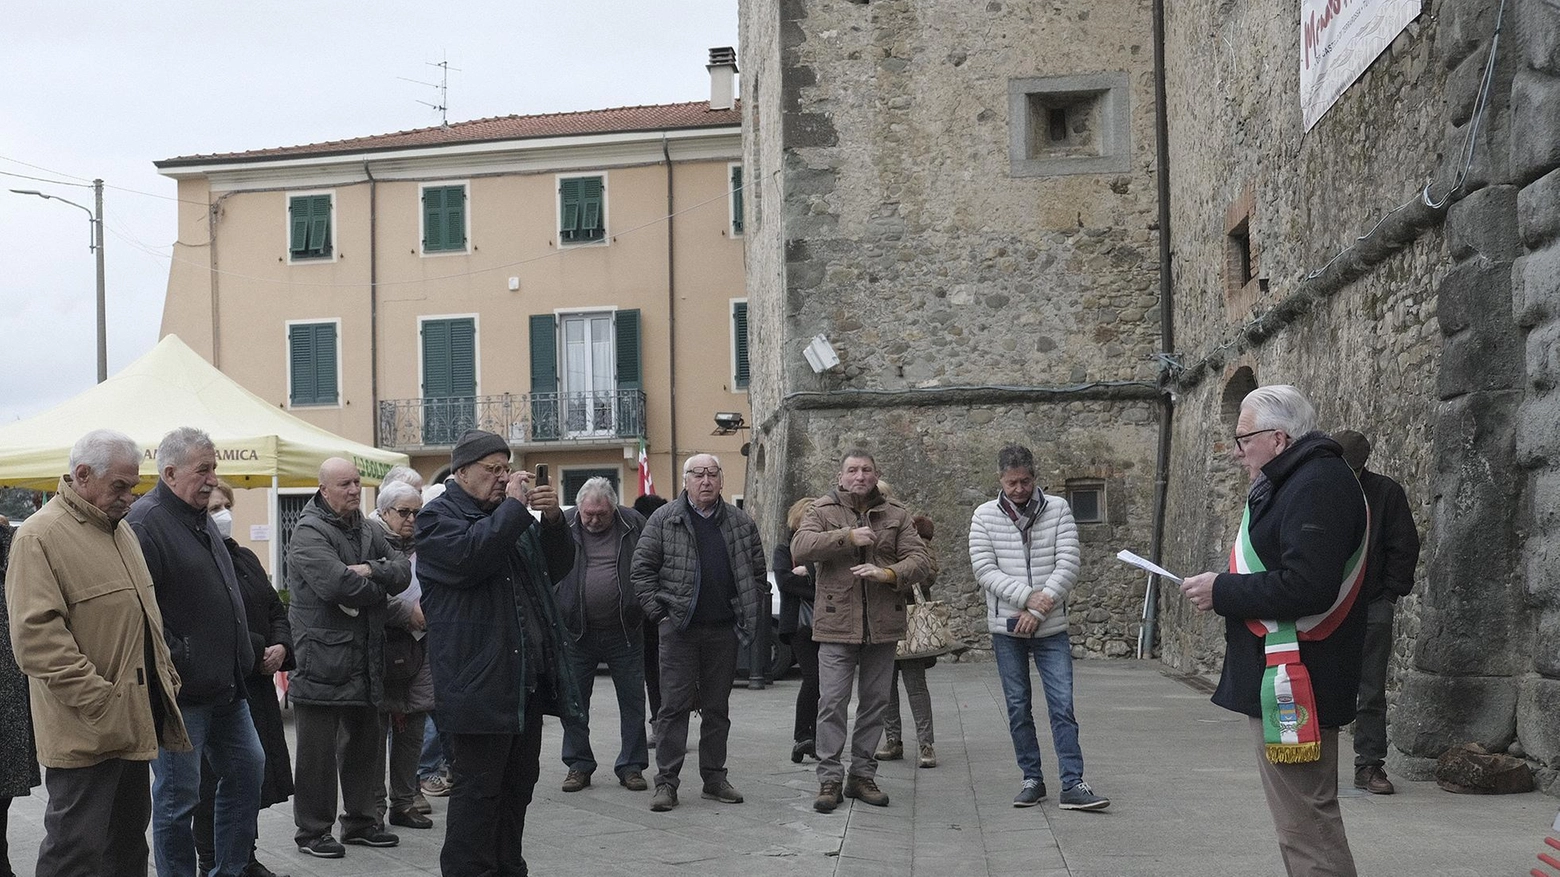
415, 430, 578, 877
1332, 430, 1420, 796
554, 477, 650, 794
285, 457, 410, 858
1181, 386, 1368, 877
126, 427, 265, 877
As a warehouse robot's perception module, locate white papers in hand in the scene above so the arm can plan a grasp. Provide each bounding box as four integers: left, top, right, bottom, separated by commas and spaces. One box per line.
1115, 549, 1183, 584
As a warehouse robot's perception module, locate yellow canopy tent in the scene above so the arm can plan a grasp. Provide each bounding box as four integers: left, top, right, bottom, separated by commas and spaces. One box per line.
0, 334, 409, 582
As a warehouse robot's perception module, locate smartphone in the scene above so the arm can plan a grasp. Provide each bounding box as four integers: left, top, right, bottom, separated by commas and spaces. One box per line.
534, 464, 550, 487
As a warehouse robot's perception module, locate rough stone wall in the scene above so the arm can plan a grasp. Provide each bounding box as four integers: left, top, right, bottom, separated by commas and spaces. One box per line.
1159, 0, 1560, 792
740, 0, 1164, 656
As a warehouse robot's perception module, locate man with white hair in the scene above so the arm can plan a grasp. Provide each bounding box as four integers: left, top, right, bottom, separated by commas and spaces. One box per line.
631, 454, 767, 813
554, 477, 650, 794
126, 427, 266, 877
285, 457, 411, 858
8, 429, 189, 877
1181, 385, 1369, 876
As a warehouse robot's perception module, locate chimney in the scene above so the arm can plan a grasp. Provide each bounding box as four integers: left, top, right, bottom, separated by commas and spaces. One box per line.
707, 46, 738, 111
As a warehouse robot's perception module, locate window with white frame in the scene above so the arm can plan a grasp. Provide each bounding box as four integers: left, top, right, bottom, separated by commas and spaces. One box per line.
287, 321, 339, 406
287, 193, 333, 260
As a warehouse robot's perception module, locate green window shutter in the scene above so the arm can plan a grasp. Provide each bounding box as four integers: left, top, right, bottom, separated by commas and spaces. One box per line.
559, 178, 581, 240
423, 187, 444, 252
289, 198, 310, 257
289, 322, 336, 405
582, 176, 604, 240
444, 186, 466, 250
289, 324, 315, 405
732, 302, 749, 389
731, 165, 744, 234
529, 314, 559, 440
308, 196, 331, 255
529, 314, 558, 393
312, 322, 338, 404
422, 320, 451, 397
448, 317, 475, 395
615, 309, 641, 390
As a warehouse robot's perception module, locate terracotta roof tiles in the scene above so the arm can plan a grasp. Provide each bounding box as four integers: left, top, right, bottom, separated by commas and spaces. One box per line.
157, 100, 740, 167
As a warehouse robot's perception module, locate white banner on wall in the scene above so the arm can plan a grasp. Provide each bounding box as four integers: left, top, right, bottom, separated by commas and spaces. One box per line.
1301, 0, 1420, 131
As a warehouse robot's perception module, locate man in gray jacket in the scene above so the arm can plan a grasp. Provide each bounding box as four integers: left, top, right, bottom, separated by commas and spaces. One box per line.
286, 458, 410, 858
630, 454, 767, 813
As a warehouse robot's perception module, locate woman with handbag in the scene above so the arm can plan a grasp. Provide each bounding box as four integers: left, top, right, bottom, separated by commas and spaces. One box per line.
877, 515, 943, 768
774, 498, 821, 764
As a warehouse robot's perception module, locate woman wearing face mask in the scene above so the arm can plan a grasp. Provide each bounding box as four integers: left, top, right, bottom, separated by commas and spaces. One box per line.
198, 481, 295, 877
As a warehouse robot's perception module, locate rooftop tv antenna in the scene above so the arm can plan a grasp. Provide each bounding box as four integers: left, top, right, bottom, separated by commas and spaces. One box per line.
400, 54, 460, 127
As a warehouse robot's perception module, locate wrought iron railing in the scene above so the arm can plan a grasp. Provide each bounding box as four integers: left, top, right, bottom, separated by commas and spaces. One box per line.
378, 391, 646, 450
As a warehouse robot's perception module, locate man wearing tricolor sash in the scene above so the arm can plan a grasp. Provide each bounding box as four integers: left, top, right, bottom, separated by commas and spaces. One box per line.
1181, 385, 1369, 877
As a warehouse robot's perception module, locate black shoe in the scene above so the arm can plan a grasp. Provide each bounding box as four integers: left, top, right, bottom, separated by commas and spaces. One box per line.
791, 738, 815, 763
297, 835, 345, 858
341, 828, 400, 847
242, 860, 290, 877
389, 807, 434, 829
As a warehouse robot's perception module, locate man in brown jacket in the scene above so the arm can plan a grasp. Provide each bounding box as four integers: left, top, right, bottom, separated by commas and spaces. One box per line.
6, 429, 188, 877
793, 450, 930, 812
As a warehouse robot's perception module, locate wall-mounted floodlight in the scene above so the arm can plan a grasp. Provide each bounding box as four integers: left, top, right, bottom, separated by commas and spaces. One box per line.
713, 412, 746, 435
803, 334, 840, 374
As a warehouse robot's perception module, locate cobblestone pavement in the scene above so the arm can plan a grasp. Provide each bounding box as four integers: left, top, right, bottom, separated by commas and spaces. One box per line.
4, 661, 1550, 876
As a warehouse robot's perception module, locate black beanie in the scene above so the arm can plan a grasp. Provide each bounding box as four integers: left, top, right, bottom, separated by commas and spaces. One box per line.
451, 429, 509, 473
1332, 429, 1371, 471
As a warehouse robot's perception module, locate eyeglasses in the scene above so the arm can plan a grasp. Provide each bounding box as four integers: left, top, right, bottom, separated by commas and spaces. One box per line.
388, 507, 419, 519
475, 461, 511, 476
1233, 428, 1278, 451
685, 467, 722, 479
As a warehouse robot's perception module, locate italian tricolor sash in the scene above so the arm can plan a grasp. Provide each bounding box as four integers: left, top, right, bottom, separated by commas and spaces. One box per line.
1230, 501, 1369, 764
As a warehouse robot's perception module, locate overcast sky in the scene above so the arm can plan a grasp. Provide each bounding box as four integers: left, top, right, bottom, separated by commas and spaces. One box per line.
0, 1, 739, 423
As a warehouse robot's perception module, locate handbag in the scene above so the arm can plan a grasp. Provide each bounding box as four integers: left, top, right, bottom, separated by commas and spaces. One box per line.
383, 628, 425, 686
897, 582, 954, 659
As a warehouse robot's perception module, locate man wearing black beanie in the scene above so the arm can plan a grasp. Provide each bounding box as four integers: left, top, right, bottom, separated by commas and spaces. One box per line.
415, 430, 580, 877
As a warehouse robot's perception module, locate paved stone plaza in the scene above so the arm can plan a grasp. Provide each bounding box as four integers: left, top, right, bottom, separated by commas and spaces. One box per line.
4, 661, 1549, 876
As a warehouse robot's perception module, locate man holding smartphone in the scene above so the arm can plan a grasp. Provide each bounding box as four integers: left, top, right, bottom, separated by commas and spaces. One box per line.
415, 429, 580, 877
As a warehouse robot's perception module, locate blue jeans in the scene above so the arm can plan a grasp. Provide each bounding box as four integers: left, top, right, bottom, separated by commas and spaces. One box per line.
560, 626, 649, 779
991, 630, 1085, 790
418, 714, 449, 781
152, 699, 265, 877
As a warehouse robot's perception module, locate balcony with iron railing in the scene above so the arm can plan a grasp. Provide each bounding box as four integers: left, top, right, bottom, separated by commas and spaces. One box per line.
378, 391, 646, 452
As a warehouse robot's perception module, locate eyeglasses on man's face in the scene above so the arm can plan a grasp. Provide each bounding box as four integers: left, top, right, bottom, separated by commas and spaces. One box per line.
1233, 428, 1278, 452
476, 461, 511, 476
685, 467, 722, 480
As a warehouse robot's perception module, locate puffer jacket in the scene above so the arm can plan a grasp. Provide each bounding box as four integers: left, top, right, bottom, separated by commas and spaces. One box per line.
555, 505, 647, 639
285, 493, 410, 707
630, 493, 767, 645
415, 479, 583, 734
968, 493, 1080, 640
791, 488, 931, 646
6, 479, 189, 768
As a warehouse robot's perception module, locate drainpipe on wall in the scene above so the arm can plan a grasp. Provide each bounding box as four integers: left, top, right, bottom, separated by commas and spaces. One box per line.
365, 163, 381, 447
663, 136, 678, 489
1141, 0, 1176, 660
208, 195, 226, 367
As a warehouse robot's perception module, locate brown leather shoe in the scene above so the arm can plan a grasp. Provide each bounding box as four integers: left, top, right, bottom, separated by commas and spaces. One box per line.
843, 775, 889, 806
814, 781, 843, 813
1354, 765, 1395, 795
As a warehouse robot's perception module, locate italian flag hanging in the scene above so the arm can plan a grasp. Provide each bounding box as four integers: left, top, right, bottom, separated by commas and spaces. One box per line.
637, 439, 655, 498
1230, 501, 1368, 764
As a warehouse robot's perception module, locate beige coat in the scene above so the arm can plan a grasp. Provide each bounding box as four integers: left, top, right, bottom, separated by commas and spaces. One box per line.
6, 479, 188, 768
791, 488, 931, 645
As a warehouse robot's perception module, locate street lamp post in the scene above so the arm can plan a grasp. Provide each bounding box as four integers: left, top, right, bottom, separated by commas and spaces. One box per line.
9, 180, 108, 383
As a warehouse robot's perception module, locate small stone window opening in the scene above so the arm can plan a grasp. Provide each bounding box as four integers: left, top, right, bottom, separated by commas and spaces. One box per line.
1008, 72, 1130, 177
1224, 185, 1260, 315
1028, 92, 1102, 158
1065, 480, 1106, 525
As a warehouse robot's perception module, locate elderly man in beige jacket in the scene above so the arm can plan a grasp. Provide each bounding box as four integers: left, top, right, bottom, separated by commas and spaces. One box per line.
6, 429, 188, 877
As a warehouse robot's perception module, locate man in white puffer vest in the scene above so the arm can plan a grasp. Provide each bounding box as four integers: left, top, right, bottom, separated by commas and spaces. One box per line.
968, 444, 1110, 812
